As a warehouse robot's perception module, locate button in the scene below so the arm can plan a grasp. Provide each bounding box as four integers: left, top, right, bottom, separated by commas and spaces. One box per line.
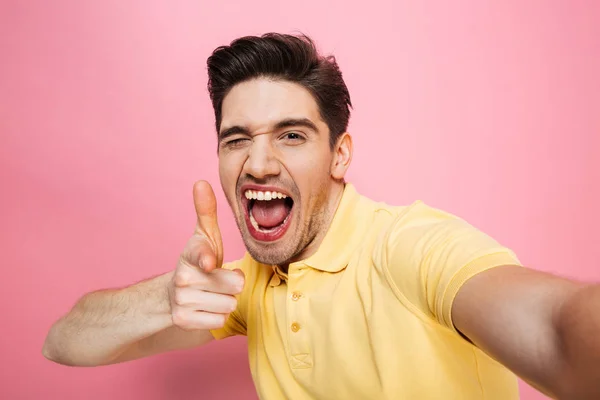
291, 291, 302, 301
291, 322, 301, 332
269, 275, 282, 287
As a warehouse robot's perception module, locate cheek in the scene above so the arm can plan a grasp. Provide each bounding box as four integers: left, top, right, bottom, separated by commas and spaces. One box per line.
286, 146, 331, 173
302, 150, 333, 183
219, 156, 242, 196
286, 152, 332, 203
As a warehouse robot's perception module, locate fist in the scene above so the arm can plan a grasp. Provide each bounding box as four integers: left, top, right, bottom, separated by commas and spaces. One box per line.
169, 180, 245, 330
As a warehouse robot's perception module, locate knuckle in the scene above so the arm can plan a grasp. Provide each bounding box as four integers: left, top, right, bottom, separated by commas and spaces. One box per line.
173, 289, 187, 306
176, 267, 208, 288
171, 309, 187, 326
192, 273, 209, 288
174, 271, 189, 287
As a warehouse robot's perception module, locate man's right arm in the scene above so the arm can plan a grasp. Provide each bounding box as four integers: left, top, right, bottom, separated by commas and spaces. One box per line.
42, 180, 244, 367
42, 271, 212, 366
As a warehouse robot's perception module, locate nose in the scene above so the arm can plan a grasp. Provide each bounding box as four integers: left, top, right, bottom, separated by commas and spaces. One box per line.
243, 137, 281, 180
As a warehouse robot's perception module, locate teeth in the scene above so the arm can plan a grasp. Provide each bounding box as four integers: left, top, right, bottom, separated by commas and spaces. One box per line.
244, 190, 288, 201
249, 211, 260, 230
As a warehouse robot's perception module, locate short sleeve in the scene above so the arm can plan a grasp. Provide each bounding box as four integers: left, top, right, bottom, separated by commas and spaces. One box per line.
379, 202, 522, 333
209, 258, 251, 340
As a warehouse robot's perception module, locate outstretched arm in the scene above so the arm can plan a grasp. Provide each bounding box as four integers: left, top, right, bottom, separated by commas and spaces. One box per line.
453, 265, 600, 399
42, 181, 244, 366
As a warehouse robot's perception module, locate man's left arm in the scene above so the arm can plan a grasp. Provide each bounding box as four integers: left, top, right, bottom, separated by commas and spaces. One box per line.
453, 264, 600, 399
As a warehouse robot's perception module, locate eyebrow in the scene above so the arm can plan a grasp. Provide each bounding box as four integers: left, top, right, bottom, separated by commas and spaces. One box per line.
218, 118, 319, 141
218, 125, 250, 142
274, 118, 319, 132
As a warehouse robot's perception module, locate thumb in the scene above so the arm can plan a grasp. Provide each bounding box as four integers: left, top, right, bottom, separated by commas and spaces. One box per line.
193, 180, 223, 269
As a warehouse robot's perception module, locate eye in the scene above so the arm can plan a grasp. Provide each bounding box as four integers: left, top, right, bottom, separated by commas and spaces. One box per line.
281, 132, 305, 143
224, 138, 250, 148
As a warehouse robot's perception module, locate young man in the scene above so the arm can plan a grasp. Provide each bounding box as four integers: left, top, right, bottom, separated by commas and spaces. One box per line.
43, 33, 600, 399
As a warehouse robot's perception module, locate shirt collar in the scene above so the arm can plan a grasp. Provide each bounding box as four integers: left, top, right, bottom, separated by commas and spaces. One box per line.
269, 183, 369, 286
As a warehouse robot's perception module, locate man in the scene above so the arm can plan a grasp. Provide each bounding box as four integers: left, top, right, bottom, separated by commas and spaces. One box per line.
43, 33, 599, 399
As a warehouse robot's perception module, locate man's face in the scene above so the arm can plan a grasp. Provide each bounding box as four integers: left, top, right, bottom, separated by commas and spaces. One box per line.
217, 78, 350, 266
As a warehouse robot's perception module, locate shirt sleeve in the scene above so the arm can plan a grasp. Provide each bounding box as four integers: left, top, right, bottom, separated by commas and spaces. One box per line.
380, 202, 522, 333
210, 258, 250, 340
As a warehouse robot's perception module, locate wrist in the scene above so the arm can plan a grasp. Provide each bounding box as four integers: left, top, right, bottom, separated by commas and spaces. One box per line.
130, 271, 175, 327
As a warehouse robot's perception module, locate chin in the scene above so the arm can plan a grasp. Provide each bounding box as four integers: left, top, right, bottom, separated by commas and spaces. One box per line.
243, 236, 296, 266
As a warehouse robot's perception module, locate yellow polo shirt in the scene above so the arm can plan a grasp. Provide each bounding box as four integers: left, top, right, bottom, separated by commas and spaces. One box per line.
211, 183, 521, 399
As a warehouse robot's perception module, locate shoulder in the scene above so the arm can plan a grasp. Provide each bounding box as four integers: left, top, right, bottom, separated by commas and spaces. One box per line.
375, 199, 490, 251
371, 198, 519, 281
370, 198, 521, 328
356, 188, 456, 228
367, 199, 460, 254
386, 200, 463, 231
348, 192, 458, 259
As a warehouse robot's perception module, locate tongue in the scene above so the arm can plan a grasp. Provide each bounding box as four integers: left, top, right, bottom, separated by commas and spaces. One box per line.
252, 199, 289, 228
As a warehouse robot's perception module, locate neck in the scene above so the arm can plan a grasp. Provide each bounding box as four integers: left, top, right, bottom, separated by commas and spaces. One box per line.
280, 181, 346, 271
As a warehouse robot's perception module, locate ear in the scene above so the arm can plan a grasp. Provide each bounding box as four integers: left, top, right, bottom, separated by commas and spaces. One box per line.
330, 132, 353, 180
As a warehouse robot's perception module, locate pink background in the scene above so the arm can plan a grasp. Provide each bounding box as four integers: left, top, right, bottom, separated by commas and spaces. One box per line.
1, 1, 599, 399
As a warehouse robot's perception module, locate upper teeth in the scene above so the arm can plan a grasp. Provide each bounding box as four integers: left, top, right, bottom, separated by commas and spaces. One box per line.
245, 190, 287, 200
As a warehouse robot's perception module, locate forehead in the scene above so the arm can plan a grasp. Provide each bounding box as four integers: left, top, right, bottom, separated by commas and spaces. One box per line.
220, 78, 323, 132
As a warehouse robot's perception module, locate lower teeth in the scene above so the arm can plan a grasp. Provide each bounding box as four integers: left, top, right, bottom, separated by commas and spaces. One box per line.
249, 211, 290, 233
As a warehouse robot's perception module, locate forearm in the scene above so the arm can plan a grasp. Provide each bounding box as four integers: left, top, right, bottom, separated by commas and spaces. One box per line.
43, 271, 174, 367
555, 283, 600, 398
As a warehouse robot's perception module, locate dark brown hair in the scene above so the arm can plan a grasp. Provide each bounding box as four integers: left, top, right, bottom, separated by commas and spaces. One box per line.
206, 33, 352, 148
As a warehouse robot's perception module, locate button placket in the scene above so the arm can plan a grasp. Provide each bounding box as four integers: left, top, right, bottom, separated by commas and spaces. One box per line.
286, 266, 312, 369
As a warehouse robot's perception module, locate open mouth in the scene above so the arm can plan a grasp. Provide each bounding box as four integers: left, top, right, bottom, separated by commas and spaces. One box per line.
241, 188, 294, 242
